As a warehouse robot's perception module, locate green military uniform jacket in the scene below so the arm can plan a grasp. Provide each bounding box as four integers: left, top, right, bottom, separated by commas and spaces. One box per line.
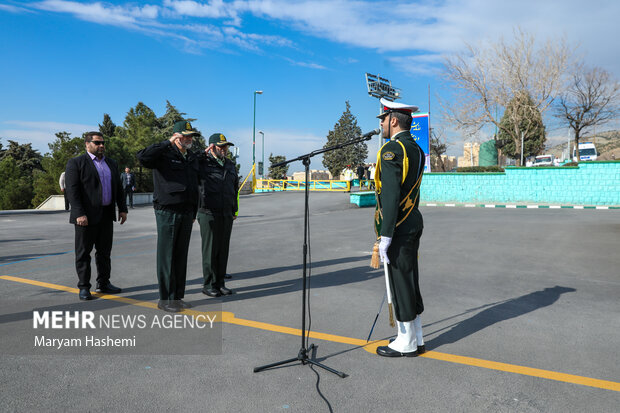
375, 130, 425, 238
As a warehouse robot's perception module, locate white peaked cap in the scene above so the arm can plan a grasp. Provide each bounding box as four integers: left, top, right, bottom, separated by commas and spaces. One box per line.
377, 97, 419, 118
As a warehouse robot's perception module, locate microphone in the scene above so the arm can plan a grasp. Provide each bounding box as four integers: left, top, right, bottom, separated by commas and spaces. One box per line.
361, 128, 381, 139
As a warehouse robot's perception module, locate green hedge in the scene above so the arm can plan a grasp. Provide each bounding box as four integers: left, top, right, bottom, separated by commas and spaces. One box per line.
456, 166, 505, 173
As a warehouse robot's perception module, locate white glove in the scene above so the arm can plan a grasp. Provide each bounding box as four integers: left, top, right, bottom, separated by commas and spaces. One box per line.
379, 236, 392, 264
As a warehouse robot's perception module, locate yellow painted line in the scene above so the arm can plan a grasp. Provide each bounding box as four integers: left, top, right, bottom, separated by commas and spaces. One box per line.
1, 275, 159, 311
0, 275, 220, 318
421, 351, 620, 392
2, 274, 619, 392
223, 312, 367, 347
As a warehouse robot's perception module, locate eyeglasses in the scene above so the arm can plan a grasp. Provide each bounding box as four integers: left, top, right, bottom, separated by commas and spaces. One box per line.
91, 141, 105, 146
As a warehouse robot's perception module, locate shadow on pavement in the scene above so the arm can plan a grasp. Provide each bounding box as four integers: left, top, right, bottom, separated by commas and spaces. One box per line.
308, 286, 577, 364
0, 238, 46, 243
119, 254, 372, 296
0, 251, 71, 265
182, 262, 380, 304
426, 285, 576, 350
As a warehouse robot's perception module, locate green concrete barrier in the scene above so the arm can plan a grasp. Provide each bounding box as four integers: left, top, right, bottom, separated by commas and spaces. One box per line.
350, 191, 375, 207
421, 161, 620, 206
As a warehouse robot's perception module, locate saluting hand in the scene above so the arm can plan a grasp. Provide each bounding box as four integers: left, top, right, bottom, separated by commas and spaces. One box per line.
169, 133, 182, 146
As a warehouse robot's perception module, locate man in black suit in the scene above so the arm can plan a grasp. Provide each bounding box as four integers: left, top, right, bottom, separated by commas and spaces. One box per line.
120, 167, 136, 208
65, 131, 128, 301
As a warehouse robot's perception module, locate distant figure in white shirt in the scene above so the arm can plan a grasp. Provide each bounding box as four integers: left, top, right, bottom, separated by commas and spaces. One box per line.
369, 163, 376, 190
59, 171, 69, 211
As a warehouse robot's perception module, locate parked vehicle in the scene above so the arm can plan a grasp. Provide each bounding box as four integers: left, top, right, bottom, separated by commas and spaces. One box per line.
533, 154, 555, 166
573, 142, 599, 162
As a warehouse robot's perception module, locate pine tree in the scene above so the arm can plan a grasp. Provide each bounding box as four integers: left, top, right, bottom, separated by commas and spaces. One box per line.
155, 101, 205, 150
0, 140, 43, 173
105, 136, 134, 170
97, 113, 133, 169
322, 101, 366, 177
0, 141, 42, 209
98, 113, 117, 139
155, 101, 186, 139
268, 154, 288, 179
0, 157, 33, 210
120, 102, 159, 155
32, 132, 84, 206
497, 92, 546, 161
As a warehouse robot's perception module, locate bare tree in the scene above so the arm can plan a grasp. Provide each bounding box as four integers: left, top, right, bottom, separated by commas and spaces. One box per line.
430, 126, 449, 171
555, 66, 620, 160
442, 28, 569, 165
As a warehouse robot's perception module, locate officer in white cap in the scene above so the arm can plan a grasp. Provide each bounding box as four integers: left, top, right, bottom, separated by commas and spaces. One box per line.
373, 98, 427, 357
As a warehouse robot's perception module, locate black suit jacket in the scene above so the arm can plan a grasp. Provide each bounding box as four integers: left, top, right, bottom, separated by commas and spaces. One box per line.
120, 172, 135, 189
65, 153, 128, 225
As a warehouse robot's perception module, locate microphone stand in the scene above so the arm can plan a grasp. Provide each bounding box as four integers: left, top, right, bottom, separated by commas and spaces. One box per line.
253, 132, 376, 378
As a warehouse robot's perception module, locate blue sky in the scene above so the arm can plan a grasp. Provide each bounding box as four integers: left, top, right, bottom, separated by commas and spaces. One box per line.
1, 0, 619, 175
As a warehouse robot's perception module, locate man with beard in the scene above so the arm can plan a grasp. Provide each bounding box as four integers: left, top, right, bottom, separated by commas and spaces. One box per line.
65, 131, 127, 301
198, 133, 239, 298
373, 98, 427, 358
137, 120, 199, 312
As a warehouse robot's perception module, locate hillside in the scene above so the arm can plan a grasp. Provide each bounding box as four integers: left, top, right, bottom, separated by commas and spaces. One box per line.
545, 130, 620, 160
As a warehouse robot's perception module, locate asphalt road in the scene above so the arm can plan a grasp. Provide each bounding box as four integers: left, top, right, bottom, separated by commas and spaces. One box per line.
0, 192, 619, 412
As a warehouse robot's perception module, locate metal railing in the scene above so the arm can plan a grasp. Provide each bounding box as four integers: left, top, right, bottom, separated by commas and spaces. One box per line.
255, 179, 374, 192
256, 179, 350, 192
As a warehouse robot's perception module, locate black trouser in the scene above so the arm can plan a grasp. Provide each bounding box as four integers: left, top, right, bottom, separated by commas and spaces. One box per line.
74, 210, 114, 290
198, 212, 233, 290
124, 187, 134, 207
63, 191, 70, 210
387, 229, 424, 321
154, 209, 194, 301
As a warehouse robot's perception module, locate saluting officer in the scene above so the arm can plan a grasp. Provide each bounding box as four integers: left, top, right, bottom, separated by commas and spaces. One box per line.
137, 120, 200, 313
198, 133, 239, 298
374, 98, 427, 357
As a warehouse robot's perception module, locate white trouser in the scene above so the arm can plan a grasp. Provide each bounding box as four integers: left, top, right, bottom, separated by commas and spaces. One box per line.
388, 320, 416, 352
388, 316, 424, 353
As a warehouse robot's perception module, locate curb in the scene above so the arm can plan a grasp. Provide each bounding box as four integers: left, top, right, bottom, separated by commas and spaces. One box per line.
421, 203, 619, 210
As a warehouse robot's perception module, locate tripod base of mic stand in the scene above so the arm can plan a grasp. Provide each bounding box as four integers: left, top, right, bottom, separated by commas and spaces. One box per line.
253, 344, 347, 378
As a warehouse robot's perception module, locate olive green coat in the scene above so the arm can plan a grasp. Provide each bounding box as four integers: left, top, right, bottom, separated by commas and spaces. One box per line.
374, 131, 425, 239
374, 130, 426, 321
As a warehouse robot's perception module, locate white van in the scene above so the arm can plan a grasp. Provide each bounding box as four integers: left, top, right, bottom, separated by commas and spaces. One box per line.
573, 142, 598, 162
533, 154, 554, 166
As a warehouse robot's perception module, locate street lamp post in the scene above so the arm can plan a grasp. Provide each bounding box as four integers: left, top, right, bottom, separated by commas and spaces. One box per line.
253, 91, 263, 169
259, 131, 264, 178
